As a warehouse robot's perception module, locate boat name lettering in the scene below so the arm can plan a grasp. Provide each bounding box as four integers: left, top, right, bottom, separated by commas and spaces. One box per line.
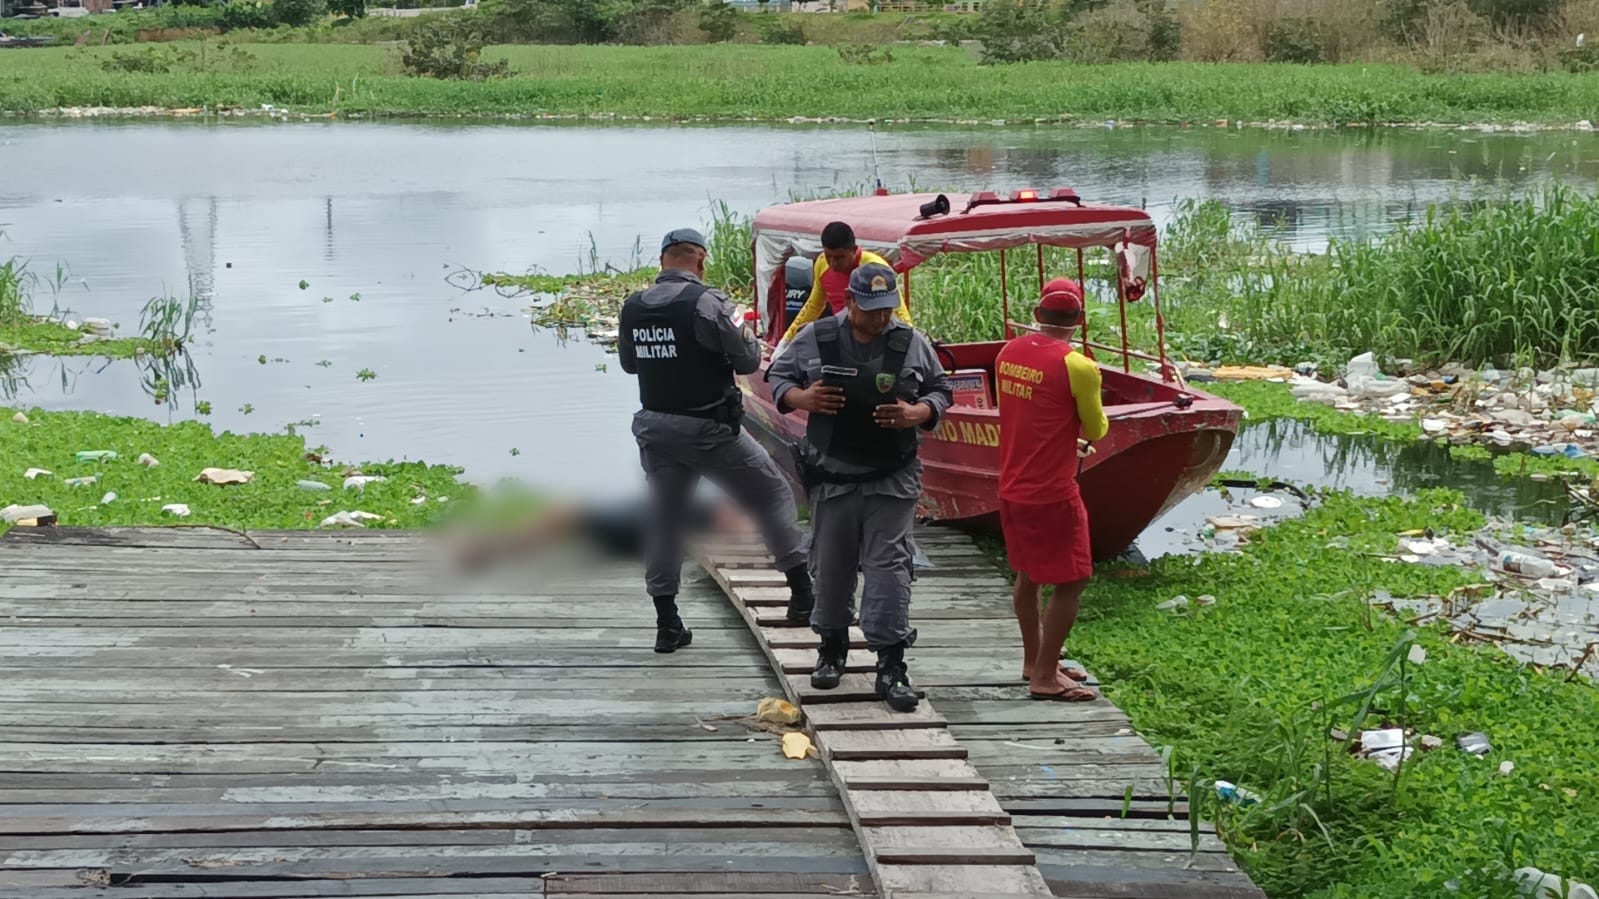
929, 419, 1001, 447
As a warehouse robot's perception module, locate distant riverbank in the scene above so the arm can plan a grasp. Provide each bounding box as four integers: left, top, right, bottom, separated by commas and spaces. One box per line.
4, 44, 1599, 127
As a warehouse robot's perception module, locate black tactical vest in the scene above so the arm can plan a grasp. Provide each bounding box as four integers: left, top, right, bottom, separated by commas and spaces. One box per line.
619, 282, 737, 418
805, 315, 918, 475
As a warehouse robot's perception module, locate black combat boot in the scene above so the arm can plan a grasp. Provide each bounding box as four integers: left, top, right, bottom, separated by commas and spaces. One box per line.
810, 628, 849, 690
874, 643, 919, 713
784, 564, 815, 627
653, 594, 693, 654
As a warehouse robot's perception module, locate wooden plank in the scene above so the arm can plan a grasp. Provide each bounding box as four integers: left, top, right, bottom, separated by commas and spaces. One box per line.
805, 702, 947, 731
818, 730, 967, 761
833, 759, 987, 791
1038, 863, 1269, 899
544, 871, 873, 894
876, 863, 1050, 896
862, 825, 1035, 866
773, 647, 874, 674
849, 790, 1010, 827
762, 626, 867, 649
790, 673, 926, 705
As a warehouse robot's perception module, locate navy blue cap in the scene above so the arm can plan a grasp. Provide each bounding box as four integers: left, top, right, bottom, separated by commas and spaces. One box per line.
848, 262, 899, 311
661, 228, 707, 253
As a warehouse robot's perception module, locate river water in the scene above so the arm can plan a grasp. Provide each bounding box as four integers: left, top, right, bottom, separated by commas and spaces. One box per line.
2, 118, 1596, 551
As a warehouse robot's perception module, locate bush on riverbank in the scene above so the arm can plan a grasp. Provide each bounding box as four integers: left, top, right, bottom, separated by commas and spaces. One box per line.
5, 43, 1599, 126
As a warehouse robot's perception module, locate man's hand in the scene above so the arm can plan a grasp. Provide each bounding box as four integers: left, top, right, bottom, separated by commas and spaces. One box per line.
1078, 438, 1096, 459
787, 384, 845, 415
874, 398, 932, 430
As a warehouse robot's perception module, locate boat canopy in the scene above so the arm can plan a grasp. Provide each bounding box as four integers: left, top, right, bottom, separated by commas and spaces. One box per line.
750, 189, 1159, 318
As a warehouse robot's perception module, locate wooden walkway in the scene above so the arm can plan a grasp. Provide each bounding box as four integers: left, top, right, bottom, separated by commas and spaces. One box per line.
0, 526, 874, 898
696, 526, 1268, 899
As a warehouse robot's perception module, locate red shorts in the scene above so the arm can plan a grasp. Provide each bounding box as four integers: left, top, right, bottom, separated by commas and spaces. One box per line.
1000, 496, 1093, 585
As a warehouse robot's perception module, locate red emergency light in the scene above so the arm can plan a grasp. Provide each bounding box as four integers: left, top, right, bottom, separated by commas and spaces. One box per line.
1012, 188, 1039, 201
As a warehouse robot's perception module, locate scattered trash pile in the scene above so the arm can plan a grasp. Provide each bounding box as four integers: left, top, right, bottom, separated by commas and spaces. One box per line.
1186, 352, 1599, 462
1369, 522, 1599, 681
5, 417, 448, 529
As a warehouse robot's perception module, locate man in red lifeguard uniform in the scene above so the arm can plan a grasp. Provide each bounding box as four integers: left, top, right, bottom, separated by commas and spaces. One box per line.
994, 278, 1109, 702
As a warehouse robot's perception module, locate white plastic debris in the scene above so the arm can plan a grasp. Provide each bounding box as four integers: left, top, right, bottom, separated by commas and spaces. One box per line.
1, 504, 53, 523
410, 495, 427, 505
11, 411, 28, 424
319, 510, 384, 528
161, 503, 191, 517
99, 492, 116, 505
64, 476, 98, 487
83, 317, 113, 335
1499, 760, 1516, 776
137, 453, 160, 467
23, 468, 51, 480
1155, 595, 1189, 611
1408, 645, 1427, 665
343, 475, 387, 492
195, 468, 254, 486
1250, 495, 1284, 509
1421, 418, 1449, 434
1513, 867, 1599, 899
1345, 352, 1410, 398
1195, 594, 1218, 606
1360, 729, 1413, 770
1420, 735, 1444, 751
296, 479, 332, 492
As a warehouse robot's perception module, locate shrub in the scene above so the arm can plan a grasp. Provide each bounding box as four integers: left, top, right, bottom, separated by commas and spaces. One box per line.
1265, 15, 1327, 61
1067, 0, 1155, 63
219, 0, 275, 29
400, 15, 512, 79
697, 0, 738, 40
973, 0, 1071, 63
272, 0, 327, 26
327, 0, 367, 18
760, 16, 805, 42
1177, 0, 1271, 61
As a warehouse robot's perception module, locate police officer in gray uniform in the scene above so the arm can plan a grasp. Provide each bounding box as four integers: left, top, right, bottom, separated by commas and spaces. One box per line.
766, 262, 953, 712
619, 228, 815, 654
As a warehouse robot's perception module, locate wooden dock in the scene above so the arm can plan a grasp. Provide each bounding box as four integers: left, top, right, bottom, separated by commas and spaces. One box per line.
0, 526, 873, 898
0, 523, 1266, 899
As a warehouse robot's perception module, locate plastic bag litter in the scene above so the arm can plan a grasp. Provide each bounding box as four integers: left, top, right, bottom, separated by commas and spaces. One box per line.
344, 475, 388, 492
195, 468, 254, 486
318, 510, 383, 528
756, 697, 801, 727
781, 731, 817, 760
137, 453, 160, 467
11, 412, 28, 424
23, 468, 51, 480
1, 504, 53, 524
161, 503, 191, 517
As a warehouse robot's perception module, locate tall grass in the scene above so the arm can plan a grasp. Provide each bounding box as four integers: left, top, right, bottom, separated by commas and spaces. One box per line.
702, 185, 1599, 371
3, 43, 1599, 124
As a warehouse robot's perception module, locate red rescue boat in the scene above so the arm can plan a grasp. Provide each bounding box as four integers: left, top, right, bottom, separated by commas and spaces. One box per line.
737, 187, 1242, 561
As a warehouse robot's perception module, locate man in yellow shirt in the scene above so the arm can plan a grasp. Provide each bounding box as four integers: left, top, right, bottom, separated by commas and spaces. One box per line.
778, 221, 912, 348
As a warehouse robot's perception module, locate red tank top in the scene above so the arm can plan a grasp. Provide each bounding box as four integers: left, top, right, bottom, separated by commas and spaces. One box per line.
996, 332, 1082, 503
819, 251, 861, 314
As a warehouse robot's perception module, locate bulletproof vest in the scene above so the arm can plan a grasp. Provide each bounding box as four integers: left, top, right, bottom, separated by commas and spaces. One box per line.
806, 315, 918, 472
619, 282, 736, 416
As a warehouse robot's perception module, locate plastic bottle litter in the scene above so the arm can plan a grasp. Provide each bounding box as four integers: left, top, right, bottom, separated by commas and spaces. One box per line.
297, 480, 332, 492
64, 476, 98, 487
1457, 732, 1492, 755
75, 450, 118, 463
1513, 867, 1599, 899
1, 504, 54, 524
1214, 780, 1261, 806
1499, 551, 1559, 578
1156, 595, 1189, 611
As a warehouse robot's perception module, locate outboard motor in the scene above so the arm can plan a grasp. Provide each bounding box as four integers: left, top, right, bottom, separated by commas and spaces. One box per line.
782, 255, 814, 334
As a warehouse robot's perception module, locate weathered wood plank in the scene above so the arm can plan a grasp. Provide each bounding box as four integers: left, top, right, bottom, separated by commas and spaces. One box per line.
833, 758, 988, 791
849, 790, 1010, 827
862, 824, 1035, 866
773, 647, 875, 674
544, 871, 872, 894
790, 673, 926, 706
804, 702, 947, 731
818, 729, 968, 761
876, 863, 1050, 896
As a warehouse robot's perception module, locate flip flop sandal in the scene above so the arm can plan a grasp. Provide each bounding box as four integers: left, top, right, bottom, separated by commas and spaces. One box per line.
1029, 685, 1098, 702
1020, 663, 1088, 683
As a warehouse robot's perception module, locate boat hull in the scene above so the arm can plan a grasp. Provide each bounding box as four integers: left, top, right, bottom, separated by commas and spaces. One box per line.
736, 362, 1240, 561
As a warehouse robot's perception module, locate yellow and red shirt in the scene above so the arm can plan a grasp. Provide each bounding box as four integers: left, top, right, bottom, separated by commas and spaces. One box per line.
779, 249, 912, 345
995, 332, 1110, 503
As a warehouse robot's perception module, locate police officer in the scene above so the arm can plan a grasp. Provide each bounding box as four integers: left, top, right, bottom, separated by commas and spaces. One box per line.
765, 262, 953, 712
618, 228, 815, 654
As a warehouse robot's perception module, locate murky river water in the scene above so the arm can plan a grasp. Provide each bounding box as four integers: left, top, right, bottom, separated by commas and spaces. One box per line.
2, 119, 1596, 552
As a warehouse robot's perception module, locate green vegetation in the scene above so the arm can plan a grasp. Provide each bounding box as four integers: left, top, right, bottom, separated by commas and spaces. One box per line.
1, 406, 470, 535
1042, 487, 1599, 899
3, 42, 1599, 125
0, 258, 151, 359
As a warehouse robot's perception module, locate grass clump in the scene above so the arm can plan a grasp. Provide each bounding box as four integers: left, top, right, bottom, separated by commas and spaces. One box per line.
1, 407, 472, 535
1036, 487, 1599, 898
3, 44, 1599, 125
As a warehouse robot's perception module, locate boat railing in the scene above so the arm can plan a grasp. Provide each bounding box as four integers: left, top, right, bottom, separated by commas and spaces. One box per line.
1005, 319, 1183, 387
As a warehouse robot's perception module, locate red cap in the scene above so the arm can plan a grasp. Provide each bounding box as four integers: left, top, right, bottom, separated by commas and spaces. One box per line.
1039, 278, 1084, 313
